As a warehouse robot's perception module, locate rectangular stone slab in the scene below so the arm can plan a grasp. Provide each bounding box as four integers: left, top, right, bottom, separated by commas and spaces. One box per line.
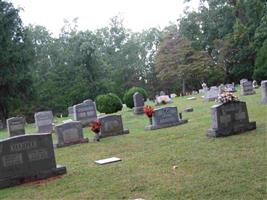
95, 157, 121, 165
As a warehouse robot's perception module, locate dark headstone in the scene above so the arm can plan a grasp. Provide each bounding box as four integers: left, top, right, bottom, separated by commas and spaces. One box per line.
6, 117, 25, 137
73, 101, 97, 127
55, 121, 88, 148
0, 133, 66, 189
207, 101, 256, 137
184, 107, 194, 112
146, 107, 188, 130
98, 115, 129, 138
261, 80, 267, 104
34, 111, 53, 133
240, 81, 255, 95
133, 92, 144, 114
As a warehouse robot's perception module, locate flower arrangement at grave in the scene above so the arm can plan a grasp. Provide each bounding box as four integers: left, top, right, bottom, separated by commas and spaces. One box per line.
90, 120, 101, 141
144, 105, 155, 124
217, 92, 238, 104
160, 96, 168, 104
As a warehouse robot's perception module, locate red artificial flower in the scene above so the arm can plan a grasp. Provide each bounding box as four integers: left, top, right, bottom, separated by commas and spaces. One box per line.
90, 120, 101, 133
144, 105, 155, 118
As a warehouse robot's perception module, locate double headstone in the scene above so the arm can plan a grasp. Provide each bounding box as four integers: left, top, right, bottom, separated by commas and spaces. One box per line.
240, 81, 255, 95
73, 101, 97, 127
0, 133, 67, 189
207, 101, 256, 137
261, 80, 267, 104
34, 111, 53, 133
133, 92, 144, 114
146, 107, 188, 130
6, 117, 25, 137
55, 121, 88, 148
98, 115, 129, 138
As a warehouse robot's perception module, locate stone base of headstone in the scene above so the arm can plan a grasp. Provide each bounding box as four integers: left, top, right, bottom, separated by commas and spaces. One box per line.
145, 119, 188, 130
100, 129, 129, 138
241, 91, 256, 96
0, 165, 66, 189
55, 138, 89, 148
204, 97, 217, 102
133, 106, 144, 114
184, 107, 194, 112
207, 122, 256, 137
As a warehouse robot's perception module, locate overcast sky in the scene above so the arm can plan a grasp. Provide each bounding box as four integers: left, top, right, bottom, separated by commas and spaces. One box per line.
10, 0, 199, 36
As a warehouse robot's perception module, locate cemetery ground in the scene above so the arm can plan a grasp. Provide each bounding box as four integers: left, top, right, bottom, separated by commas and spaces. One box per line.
0, 88, 266, 200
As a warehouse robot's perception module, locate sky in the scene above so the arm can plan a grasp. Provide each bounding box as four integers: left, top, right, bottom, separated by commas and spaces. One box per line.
10, 0, 199, 36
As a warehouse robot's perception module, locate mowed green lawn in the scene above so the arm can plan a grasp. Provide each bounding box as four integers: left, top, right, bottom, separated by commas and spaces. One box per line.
0, 88, 266, 200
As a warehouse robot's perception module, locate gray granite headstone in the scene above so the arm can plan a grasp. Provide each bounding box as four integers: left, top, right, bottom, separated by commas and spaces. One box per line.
0, 133, 66, 189
160, 91, 165, 96
225, 83, 236, 92
133, 92, 144, 114
204, 87, 219, 101
207, 101, 256, 137
55, 121, 88, 148
240, 79, 248, 85
218, 84, 225, 94
83, 99, 93, 104
261, 80, 267, 104
240, 81, 255, 96
98, 115, 129, 138
73, 101, 97, 127
146, 107, 188, 130
6, 117, 25, 137
68, 106, 74, 118
34, 111, 53, 133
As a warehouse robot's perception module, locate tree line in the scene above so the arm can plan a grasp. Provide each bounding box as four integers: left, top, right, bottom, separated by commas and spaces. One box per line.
0, 0, 266, 122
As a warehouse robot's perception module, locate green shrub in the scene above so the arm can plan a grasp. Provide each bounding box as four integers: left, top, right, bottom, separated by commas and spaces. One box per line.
123, 87, 148, 108
96, 93, 123, 114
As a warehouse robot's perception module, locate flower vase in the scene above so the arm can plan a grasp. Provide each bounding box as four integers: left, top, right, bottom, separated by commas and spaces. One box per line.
94, 130, 100, 142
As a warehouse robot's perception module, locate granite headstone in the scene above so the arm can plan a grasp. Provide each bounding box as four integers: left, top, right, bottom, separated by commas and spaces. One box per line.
73, 101, 97, 127
55, 121, 88, 148
240, 81, 255, 95
133, 92, 144, 114
34, 111, 53, 133
261, 80, 267, 104
146, 107, 188, 130
207, 101, 256, 137
68, 106, 74, 118
0, 133, 66, 189
98, 115, 129, 138
6, 117, 25, 137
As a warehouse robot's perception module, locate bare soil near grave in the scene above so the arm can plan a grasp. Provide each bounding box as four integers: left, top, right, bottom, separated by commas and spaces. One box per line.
0, 87, 266, 200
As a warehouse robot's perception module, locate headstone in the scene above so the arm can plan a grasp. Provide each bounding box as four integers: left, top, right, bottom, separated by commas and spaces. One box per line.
261, 80, 267, 104
204, 87, 219, 101
83, 99, 93, 104
184, 107, 194, 112
170, 93, 177, 98
68, 106, 74, 118
55, 121, 88, 148
218, 84, 225, 94
160, 91, 165, 96
225, 83, 236, 92
0, 133, 66, 189
133, 92, 144, 114
94, 157, 121, 165
146, 107, 188, 130
240, 81, 255, 95
34, 111, 53, 133
6, 117, 25, 137
73, 101, 97, 127
207, 101, 256, 137
240, 79, 248, 85
252, 80, 258, 88
98, 115, 129, 138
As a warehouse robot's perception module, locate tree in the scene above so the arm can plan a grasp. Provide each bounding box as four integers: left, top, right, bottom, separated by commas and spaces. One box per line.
0, 1, 34, 123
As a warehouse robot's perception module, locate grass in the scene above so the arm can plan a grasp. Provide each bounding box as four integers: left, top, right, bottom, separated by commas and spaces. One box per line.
0, 88, 266, 200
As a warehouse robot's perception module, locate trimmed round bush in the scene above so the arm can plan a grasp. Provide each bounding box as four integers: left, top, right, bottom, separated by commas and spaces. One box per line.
123, 87, 148, 109
96, 93, 123, 114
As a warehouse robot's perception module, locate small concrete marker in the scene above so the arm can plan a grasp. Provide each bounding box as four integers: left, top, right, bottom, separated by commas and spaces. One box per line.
187, 97, 196, 100
95, 157, 121, 165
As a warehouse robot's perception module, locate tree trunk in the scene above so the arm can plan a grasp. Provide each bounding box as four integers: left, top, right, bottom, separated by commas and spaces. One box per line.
182, 79, 186, 96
